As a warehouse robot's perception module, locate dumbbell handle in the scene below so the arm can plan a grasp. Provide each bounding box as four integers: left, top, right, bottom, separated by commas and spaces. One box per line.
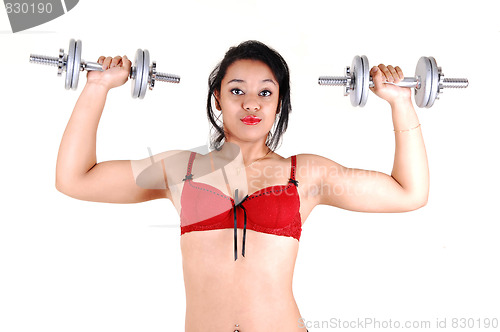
370, 77, 469, 89
371, 77, 420, 88
29, 53, 180, 84
318, 75, 469, 89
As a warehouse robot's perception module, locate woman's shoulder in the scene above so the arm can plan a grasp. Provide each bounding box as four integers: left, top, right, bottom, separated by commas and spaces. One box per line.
293, 153, 332, 163
293, 153, 345, 178
294, 153, 341, 164
131, 149, 197, 183
272, 153, 339, 167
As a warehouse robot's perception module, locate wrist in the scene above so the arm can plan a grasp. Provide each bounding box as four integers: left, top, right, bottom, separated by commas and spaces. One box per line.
85, 80, 111, 93
389, 95, 412, 109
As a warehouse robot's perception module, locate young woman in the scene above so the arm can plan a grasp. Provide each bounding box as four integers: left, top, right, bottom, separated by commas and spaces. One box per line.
56, 40, 429, 331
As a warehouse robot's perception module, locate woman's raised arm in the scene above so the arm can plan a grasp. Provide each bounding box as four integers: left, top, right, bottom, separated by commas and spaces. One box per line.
55, 55, 169, 203
306, 63, 429, 213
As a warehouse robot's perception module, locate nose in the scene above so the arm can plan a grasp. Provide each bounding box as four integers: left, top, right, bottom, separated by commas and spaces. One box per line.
242, 96, 260, 111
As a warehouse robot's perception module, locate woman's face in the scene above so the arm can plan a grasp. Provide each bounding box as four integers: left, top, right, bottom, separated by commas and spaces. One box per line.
215, 59, 280, 144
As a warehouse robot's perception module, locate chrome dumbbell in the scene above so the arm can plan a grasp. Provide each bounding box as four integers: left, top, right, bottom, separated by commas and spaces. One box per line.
29, 38, 180, 99
318, 55, 468, 108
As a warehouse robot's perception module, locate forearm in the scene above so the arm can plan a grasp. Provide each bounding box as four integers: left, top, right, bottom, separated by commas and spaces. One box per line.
390, 97, 429, 204
56, 82, 109, 185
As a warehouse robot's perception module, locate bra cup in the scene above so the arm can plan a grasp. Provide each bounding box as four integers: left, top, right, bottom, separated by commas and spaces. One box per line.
180, 181, 233, 228
243, 185, 300, 229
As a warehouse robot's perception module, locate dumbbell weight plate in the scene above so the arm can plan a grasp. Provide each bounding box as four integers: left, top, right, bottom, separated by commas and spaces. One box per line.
65, 39, 76, 90
131, 49, 144, 99
359, 55, 370, 107
139, 49, 150, 99
426, 56, 439, 108
350, 55, 364, 107
71, 39, 82, 90
414, 57, 432, 108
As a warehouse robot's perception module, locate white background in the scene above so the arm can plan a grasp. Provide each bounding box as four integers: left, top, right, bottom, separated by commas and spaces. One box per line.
1, 0, 499, 331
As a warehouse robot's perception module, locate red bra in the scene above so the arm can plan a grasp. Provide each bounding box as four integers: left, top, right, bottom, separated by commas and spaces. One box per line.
180, 151, 302, 260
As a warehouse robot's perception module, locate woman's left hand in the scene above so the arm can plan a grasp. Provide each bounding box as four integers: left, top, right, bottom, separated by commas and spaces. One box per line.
370, 64, 412, 106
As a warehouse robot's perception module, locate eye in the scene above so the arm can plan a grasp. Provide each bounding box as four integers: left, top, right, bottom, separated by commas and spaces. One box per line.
230, 88, 244, 95
259, 90, 272, 97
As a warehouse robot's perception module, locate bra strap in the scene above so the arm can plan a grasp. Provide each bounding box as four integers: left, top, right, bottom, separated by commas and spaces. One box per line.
183, 151, 196, 181
290, 155, 297, 180
288, 155, 299, 187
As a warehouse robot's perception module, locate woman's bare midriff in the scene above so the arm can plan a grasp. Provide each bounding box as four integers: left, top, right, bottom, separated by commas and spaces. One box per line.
180, 228, 306, 332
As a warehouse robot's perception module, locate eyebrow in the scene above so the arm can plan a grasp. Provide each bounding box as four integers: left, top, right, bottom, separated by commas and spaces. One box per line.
227, 78, 277, 86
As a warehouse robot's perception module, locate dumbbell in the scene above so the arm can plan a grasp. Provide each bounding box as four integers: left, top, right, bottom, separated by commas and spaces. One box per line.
318, 55, 468, 108
29, 38, 180, 99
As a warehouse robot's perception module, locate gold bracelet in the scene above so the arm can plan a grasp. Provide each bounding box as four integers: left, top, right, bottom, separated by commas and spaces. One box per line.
394, 123, 421, 133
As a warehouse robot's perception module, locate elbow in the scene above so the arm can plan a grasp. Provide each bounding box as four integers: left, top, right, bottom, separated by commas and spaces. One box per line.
55, 175, 82, 199
405, 192, 429, 211
55, 167, 71, 196
55, 178, 72, 197
420, 192, 429, 208
55, 175, 64, 194
413, 196, 428, 211
55, 172, 68, 194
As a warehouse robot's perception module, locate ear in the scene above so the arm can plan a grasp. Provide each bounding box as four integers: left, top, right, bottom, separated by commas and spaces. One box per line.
276, 100, 282, 114
214, 90, 222, 111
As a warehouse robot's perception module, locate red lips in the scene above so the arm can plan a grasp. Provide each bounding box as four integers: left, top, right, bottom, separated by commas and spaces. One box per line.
241, 116, 262, 125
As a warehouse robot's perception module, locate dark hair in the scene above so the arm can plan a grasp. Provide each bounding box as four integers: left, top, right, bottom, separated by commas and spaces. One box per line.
206, 40, 291, 151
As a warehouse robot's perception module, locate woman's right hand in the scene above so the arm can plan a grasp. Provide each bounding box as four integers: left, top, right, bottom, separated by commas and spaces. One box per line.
86, 55, 132, 90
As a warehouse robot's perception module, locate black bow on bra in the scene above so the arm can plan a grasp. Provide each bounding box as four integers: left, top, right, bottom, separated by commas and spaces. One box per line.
233, 178, 298, 261
233, 188, 249, 261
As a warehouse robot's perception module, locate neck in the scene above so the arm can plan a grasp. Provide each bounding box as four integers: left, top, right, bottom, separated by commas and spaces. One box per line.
220, 140, 271, 166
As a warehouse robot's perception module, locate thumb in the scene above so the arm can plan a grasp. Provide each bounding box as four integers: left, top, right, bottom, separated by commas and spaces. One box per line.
370, 66, 384, 90
122, 55, 132, 72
